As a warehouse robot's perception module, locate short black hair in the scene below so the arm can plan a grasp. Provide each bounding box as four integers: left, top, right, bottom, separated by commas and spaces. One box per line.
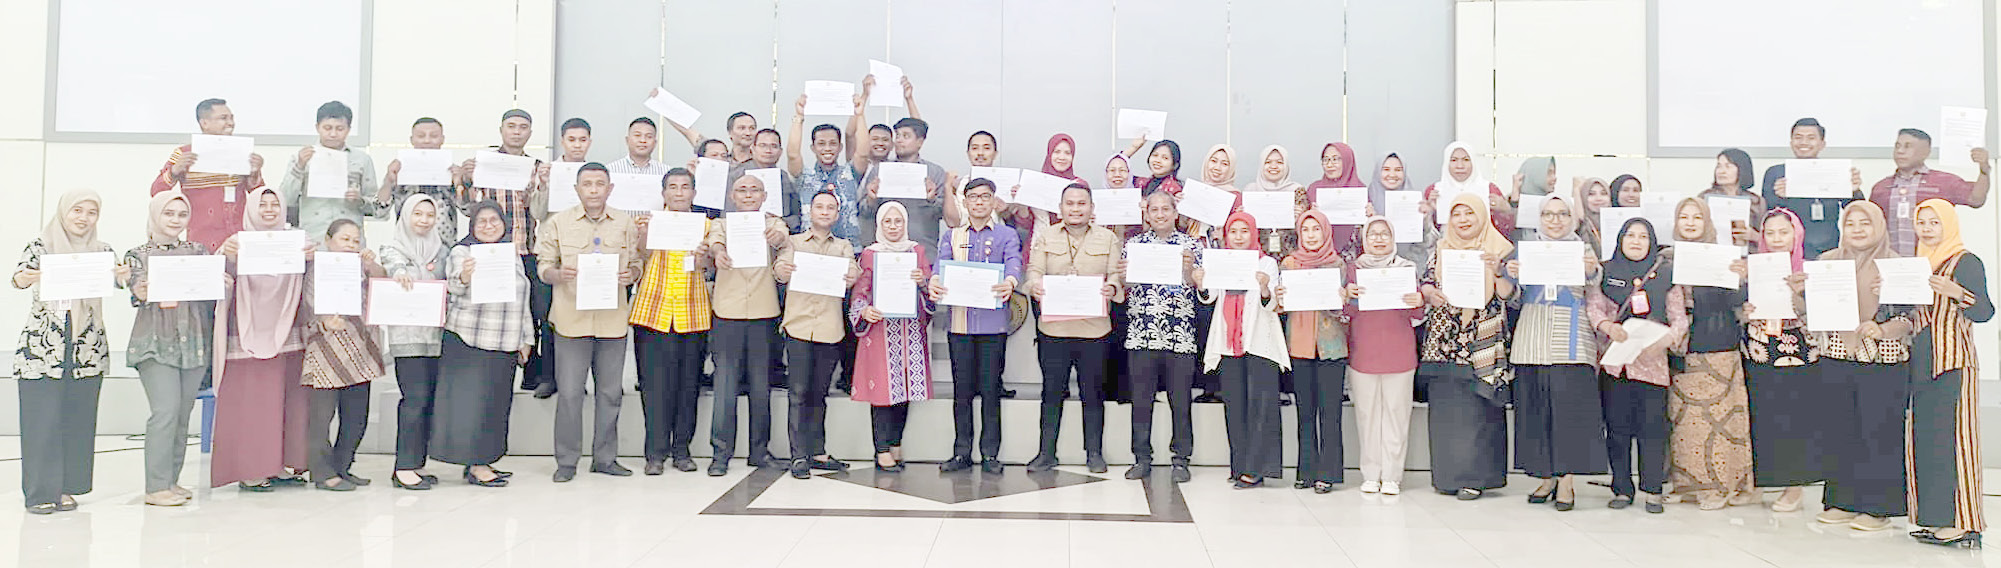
811, 189, 840, 204
894, 117, 929, 139
810, 124, 841, 140
561, 118, 592, 135
869, 123, 893, 136
754, 128, 781, 143
196, 98, 227, 121
1900, 128, 1932, 144
967, 130, 996, 149
665, 167, 694, 187
412, 117, 442, 128
577, 162, 610, 180
315, 101, 353, 125
325, 218, 361, 239
1063, 182, 1092, 201
628, 117, 656, 130
698, 138, 729, 157
727, 112, 756, 129
1791, 118, 1824, 138
964, 178, 996, 196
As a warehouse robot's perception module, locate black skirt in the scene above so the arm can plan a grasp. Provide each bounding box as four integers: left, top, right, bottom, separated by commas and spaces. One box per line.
1744, 361, 1829, 487
1512, 364, 1608, 477
428, 332, 515, 466
1425, 365, 1508, 492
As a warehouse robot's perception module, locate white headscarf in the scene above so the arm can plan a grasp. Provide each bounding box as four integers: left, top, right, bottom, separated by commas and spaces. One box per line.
1434, 141, 1490, 197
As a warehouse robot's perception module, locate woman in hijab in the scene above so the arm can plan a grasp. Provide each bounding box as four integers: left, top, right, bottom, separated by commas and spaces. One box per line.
1699, 149, 1764, 246
1371, 153, 1433, 265
1611, 174, 1644, 207
1417, 192, 1515, 500
301, 219, 388, 491
1811, 202, 1920, 531
1249, 145, 1306, 254
1104, 153, 1136, 190
1279, 208, 1348, 493
850, 202, 935, 472
1201, 144, 1239, 194
1305, 143, 1366, 259
212, 187, 313, 492
1907, 199, 1992, 547
1665, 197, 1755, 510
1424, 142, 1513, 233
11, 189, 121, 514
1587, 217, 1687, 514
1198, 212, 1287, 488
1137, 140, 1184, 197
1502, 194, 1606, 511
1577, 177, 1612, 254
1010, 134, 1088, 243
125, 190, 216, 507
1341, 216, 1424, 495
379, 194, 452, 489
433, 202, 528, 487
1511, 157, 1558, 199
1740, 208, 1823, 514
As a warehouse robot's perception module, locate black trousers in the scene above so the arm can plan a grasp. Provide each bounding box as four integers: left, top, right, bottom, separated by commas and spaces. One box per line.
1221, 355, 1283, 478
949, 333, 1007, 461
522, 254, 558, 391
1128, 349, 1195, 463
1036, 334, 1110, 457
308, 382, 372, 482
787, 337, 842, 460
1601, 374, 1669, 496
872, 403, 910, 454
392, 356, 441, 470
1293, 357, 1347, 484
1193, 303, 1220, 395
710, 318, 778, 462
635, 326, 706, 462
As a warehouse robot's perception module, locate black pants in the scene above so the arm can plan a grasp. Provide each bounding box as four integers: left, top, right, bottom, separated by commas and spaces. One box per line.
1036, 334, 1109, 457
1193, 303, 1220, 395
393, 356, 441, 470
1129, 349, 1195, 463
872, 403, 910, 454
1221, 355, 1283, 478
635, 326, 706, 462
1293, 358, 1347, 484
1601, 374, 1668, 496
787, 338, 842, 460
711, 318, 778, 462
308, 382, 372, 482
522, 254, 558, 391
18, 377, 100, 507
949, 333, 1007, 461
1105, 303, 1131, 403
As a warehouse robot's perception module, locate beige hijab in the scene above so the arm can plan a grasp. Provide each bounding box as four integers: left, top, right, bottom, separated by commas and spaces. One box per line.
40, 189, 107, 323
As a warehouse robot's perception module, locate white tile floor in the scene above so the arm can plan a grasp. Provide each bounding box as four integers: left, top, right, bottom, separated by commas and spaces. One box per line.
0, 437, 1995, 567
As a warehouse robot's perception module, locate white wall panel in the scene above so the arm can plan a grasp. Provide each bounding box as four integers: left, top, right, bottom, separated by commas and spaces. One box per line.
0, 0, 48, 140
661, 0, 778, 154
369, 0, 527, 151
555, 0, 667, 164
886, 0, 1003, 170
1115, 0, 1229, 181
999, 0, 1116, 171
1227, 0, 1344, 179
515, 0, 558, 148
1490, 0, 1645, 156
1347, 0, 1456, 181
1452, 1, 1495, 166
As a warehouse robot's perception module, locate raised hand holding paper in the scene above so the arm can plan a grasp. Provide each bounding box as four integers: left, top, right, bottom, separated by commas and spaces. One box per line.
1200, 249, 1259, 291
473, 151, 535, 191
1316, 187, 1369, 225
867, 60, 905, 107
647, 211, 707, 251
1093, 188, 1141, 226
1671, 241, 1741, 289
744, 169, 787, 216
1355, 266, 1417, 311
1706, 196, 1750, 242
1803, 259, 1859, 332
1116, 109, 1167, 140
1123, 243, 1183, 286
724, 211, 769, 268
1939, 106, 1988, 173
1745, 252, 1796, 319
37, 252, 114, 302
1438, 249, 1487, 308
693, 158, 729, 210
189, 134, 254, 176
305, 147, 350, 199
1517, 241, 1586, 287
1383, 191, 1424, 243
547, 161, 585, 211
468, 243, 517, 305
878, 162, 928, 200
644, 86, 702, 127
938, 260, 1004, 309
1875, 257, 1936, 305
608, 172, 666, 212
803, 81, 857, 116
1013, 170, 1070, 213
1239, 192, 1294, 229
874, 251, 919, 317
1514, 195, 1546, 230
396, 149, 454, 186
1177, 180, 1235, 227
1040, 275, 1106, 317
573, 253, 619, 311
788, 252, 851, 298
1783, 159, 1853, 199
1597, 207, 1643, 259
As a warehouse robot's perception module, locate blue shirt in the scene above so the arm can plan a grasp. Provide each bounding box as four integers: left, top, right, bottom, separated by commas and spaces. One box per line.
798, 160, 862, 248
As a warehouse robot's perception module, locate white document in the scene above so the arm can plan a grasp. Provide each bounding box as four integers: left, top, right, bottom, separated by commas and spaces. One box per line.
573, 253, 620, 311
1012, 170, 1071, 213
1707, 195, 1751, 242
647, 211, 707, 251
468, 243, 518, 305
365, 279, 447, 327
938, 261, 1005, 309
312, 252, 364, 316
743, 168, 787, 216
1316, 187, 1370, 226
1640, 192, 1681, 236
236, 230, 307, 275
1517, 241, 1586, 287
1115, 108, 1167, 140
1355, 266, 1417, 311
1383, 190, 1425, 243
1124, 243, 1184, 286
1746, 252, 1796, 320
609, 172, 666, 212
968, 167, 1022, 202
1804, 259, 1859, 332
1177, 180, 1236, 227
547, 161, 585, 212
724, 211, 769, 268
1239, 191, 1295, 230
189, 134, 254, 176
643, 86, 702, 127
789, 252, 852, 298
305, 146, 350, 199
1200, 249, 1259, 291
1041, 275, 1107, 317
867, 60, 905, 107
473, 151, 535, 191
1093, 188, 1142, 226
1434, 184, 1486, 224
1438, 249, 1488, 309
1515, 194, 1547, 230
145, 255, 225, 303
878, 162, 928, 200
38, 252, 114, 302
803, 81, 856, 116
1783, 159, 1853, 199
873, 252, 919, 317
1939, 106, 1988, 171
396, 149, 454, 186
1876, 257, 1937, 305
1598, 318, 1669, 367
1279, 269, 1344, 312
1671, 241, 1742, 289
1598, 207, 1645, 260
693, 157, 729, 210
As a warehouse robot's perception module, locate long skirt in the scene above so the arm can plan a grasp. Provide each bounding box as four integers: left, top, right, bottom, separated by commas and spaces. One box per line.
1909, 368, 1984, 531
1424, 364, 1508, 493
210, 352, 310, 487
429, 332, 516, 466
1667, 351, 1753, 504
1820, 358, 1908, 517
1745, 361, 1829, 487
1512, 364, 1607, 478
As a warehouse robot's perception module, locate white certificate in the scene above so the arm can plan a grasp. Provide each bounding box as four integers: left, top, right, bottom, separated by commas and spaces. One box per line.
189, 134, 254, 176
1434, 184, 1485, 224
1355, 266, 1417, 311
867, 60, 905, 107
1383, 190, 1424, 243
1315, 187, 1369, 226
873, 251, 919, 318
1939, 106, 1988, 172
938, 260, 1004, 309
1746, 252, 1796, 320
1239, 191, 1295, 230
473, 151, 535, 191
1013, 170, 1071, 213
1597, 207, 1644, 260
236, 230, 307, 275
743, 168, 787, 216
1041, 275, 1106, 317
1783, 159, 1853, 199
803, 81, 856, 116
609, 172, 666, 212
1707, 195, 1751, 242
306, 147, 350, 199
1804, 259, 1859, 332
1876, 257, 1936, 305
573, 253, 620, 311
468, 243, 518, 305
878, 162, 928, 200
38, 252, 114, 302
365, 279, 447, 327
644, 86, 703, 127
1115, 108, 1167, 140
1517, 241, 1586, 287
1200, 249, 1259, 291
693, 157, 730, 210
1124, 243, 1184, 286
1279, 268, 1344, 312
724, 211, 769, 268
1093, 188, 1142, 226
789, 252, 851, 298
1438, 249, 1487, 309
1671, 241, 1741, 289
396, 149, 454, 186
547, 161, 585, 212
312, 252, 364, 316
1640, 192, 1681, 236
1598, 318, 1669, 367
1177, 180, 1236, 228
145, 255, 225, 303
968, 167, 1022, 202
647, 211, 707, 251
1514, 194, 1546, 230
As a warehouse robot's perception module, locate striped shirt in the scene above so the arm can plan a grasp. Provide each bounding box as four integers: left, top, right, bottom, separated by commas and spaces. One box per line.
1919, 252, 1993, 377
629, 249, 712, 334
1509, 284, 1600, 366
444, 244, 535, 352
607, 156, 670, 175
462, 147, 548, 255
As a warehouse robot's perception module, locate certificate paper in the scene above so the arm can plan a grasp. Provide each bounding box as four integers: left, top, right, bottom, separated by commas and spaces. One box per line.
1239, 191, 1295, 230
1093, 188, 1142, 226
189, 134, 254, 176
547, 161, 585, 212
1876, 257, 1937, 305
1177, 180, 1236, 227
1013, 170, 1071, 213
867, 60, 905, 107
1315, 187, 1370, 226
1640, 193, 1681, 236
1040, 275, 1106, 317
873, 252, 919, 318
878, 162, 928, 200
1438, 249, 1487, 309
1804, 260, 1859, 332
306, 147, 350, 199
237, 230, 307, 275
1200, 249, 1259, 291
1517, 241, 1586, 287
1124, 243, 1184, 286
647, 211, 707, 251
1599, 319, 1669, 367
573, 253, 620, 311
1939, 106, 1988, 173
724, 212, 769, 268
1115, 108, 1167, 140
789, 252, 851, 298
1355, 266, 1417, 311
38, 252, 114, 302
365, 279, 447, 327
1597, 207, 1644, 260
609, 172, 666, 212
145, 255, 225, 303
1746, 252, 1796, 320
938, 260, 1004, 309
468, 243, 518, 305
644, 86, 702, 127
803, 81, 857, 116
1279, 268, 1344, 312
1671, 241, 1741, 290
693, 157, 730, 210
312, 252, 364, 316
1514, 195, 1547, 230
396, 149, 454, 186
968, 167, 1022, 201
1707, 195, 1751, 243
1783, 159, 1853, 199
743, 169, 787, 216
473, 151, 535, 191
1384, 190, 1425, 243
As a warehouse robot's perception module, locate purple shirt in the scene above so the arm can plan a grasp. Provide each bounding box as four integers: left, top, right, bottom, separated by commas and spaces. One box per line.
936, 221, 1023, 335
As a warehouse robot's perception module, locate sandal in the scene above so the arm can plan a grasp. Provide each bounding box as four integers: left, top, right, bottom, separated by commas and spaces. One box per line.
56, 495, 77, 511
25, 503, 57, 515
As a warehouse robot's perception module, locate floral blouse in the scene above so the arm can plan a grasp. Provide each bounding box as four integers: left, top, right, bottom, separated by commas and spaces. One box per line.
14, 239, 113, 379
1121, 231, 1201, 354
1743, 319, 1815, 368
124, 241, 215, 370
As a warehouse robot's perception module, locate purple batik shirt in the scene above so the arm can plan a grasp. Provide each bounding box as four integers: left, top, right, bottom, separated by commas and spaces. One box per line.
935, 220, 1023, 336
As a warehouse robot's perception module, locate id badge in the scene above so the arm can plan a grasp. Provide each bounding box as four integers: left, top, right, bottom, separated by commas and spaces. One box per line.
1897, 199, 1912, 220
223, 187, 236, 203
1810, 200, 1824, 221
1631, 291, 1650, 315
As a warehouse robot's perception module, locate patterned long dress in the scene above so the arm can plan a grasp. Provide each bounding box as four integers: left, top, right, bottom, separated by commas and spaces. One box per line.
850, 247, 934, 405
1668, 285, 1754, 506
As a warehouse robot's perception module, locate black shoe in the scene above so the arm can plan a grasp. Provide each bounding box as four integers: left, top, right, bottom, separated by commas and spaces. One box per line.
1026, 454, 1058, 473
707, 461, 728, 477
673, 457, 698, 472
552, 466, 577, 483
1608, 495, 1633, 510
340, 473, 372, 487
1171, 463, 1192, 483
1313, 481, 1335, 494
532, 382, 556, 399
392, 473, 434, 491
790, 459, 812, 479
940, 456, 974, 472
237, 481, 275, 493
1085, 452, 1108, 474
875, 454, 905, 473
1457, 488, 1484, 501
269, 475, 308, 487
1914, 531, 1982, 548
420, 473, 440, 484
591, 462, 634, 477
314, 479, 357, 492
463, 467, 508, 487
981, 459, 1004, 474
1125, 463, 1151, 480
746, 453, 780, 469
1232, 474, 1263, 489
1193, 392, 1224, 404
1527, 490, 1553, 504
1554, 500, 1575, 512
809, 457, 849, 471
645, 461, 666, 476
1644, 497, 1665, 514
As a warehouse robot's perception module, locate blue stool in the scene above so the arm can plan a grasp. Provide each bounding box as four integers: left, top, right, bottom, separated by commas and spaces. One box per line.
197, 387, 216, 453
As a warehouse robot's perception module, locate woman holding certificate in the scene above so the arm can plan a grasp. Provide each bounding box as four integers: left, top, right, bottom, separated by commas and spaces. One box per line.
1341, 216, 1423, 495
1808, 202, 1919, 532
1278, 209, 1348, 494
125, 190, 216, 507
1665, 197, 1754, 510
1588, 218, 1685, 513
1502, 194, 1605, 511
850, 202, 934, 473
379, 194, 452, 490
434, 202, 531, 487
1741, 208, 1824, 513
1423, 143, 1511, 232
1247, 145, 1305, 255
300, 219, 388, 491
1416, 193, 1514, 500
1198, 211, 1286, 488
212, 187, 313, 493
1304, 143, 1365, 260
1907, 199, 1992, 547
11, 189, 121, 514
1136, 140, 1183, 197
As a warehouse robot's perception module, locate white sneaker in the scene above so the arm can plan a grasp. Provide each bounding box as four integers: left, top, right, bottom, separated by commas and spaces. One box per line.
1359, 480, 1381, 494
1381, 481, 1402, 495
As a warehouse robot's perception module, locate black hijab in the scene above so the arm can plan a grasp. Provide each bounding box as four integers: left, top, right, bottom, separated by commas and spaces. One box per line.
1600, 217, 1671, 323
1142, 140, 1182, 196
457, 200, 512, 247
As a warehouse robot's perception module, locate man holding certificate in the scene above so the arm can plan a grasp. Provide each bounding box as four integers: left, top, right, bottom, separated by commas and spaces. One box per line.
1869, 128, 1990, 255
151, 98, 265, 252
928, 179, 1021, 474
703, 174, 793, 477
531, 163, 641, 483
1116, 192, 1201, 482
460, 109, 555, 396
1023, 186, 1123, 474
773, 191, 860, 479
375, 117, 464, 244
629, 169, 714, 475
279, 101, 379, 243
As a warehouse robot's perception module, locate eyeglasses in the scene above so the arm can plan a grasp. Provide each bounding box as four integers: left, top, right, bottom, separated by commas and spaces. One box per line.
1541, 210, 1573, 219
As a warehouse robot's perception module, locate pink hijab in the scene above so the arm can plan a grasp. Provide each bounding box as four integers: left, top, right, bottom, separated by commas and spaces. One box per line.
1041, 134, 1086, 186
1760, 207, 1807, 273
231, 186, 304, 359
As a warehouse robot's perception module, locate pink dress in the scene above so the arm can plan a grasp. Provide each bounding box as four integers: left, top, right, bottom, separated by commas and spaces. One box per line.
849, 247, 935, 406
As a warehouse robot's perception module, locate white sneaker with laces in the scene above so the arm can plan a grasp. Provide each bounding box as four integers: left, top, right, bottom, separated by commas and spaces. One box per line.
1359, 480, 1381, 494
1381, 481, 1402, 495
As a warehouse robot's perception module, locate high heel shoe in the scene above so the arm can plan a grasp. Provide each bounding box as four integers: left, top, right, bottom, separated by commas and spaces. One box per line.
1914, 530, 1982, 548
874, 453, 903, 473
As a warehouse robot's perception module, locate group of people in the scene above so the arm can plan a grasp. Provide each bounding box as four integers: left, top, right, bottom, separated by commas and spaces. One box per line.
11, 79, 1994, 549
